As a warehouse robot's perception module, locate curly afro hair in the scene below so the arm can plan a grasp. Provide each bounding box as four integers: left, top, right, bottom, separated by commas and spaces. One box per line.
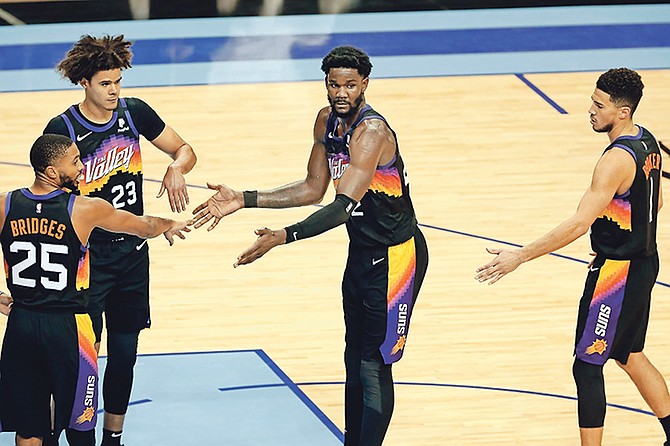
56, 34, 133, 84
321, 45, 373, 78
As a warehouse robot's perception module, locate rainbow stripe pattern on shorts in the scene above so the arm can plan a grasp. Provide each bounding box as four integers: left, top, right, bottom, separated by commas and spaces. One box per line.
575, 259, 629, 365
68, 314, 98, 431
380, 236, 416, 364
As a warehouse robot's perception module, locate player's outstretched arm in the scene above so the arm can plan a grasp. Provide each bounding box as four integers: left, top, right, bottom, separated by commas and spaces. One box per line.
192, 108, 333, 232
474, 148, 635, 285
191, 182, 244, 231
233, 227, 286, 267
74, 196, 191, 245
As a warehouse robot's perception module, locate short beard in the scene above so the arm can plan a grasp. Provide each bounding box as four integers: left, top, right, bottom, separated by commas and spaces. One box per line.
593, 122, 613, 133
59, 174, 79, 192
329, 93, 364, 118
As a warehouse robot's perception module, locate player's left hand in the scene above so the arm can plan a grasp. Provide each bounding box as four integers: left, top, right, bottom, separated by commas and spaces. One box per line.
157, 165, 189, 213
0, 290, 13, 316
474, 247, 523, 285
234, 227, 286, 267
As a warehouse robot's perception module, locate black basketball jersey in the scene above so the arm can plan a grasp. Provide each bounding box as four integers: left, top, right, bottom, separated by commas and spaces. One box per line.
590, 126, 661, 259
324, 105, 417, 247
44, 97, 164, 242
1, 189, 89, 311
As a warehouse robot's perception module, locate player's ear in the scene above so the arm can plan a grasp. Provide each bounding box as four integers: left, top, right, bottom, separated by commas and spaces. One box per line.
44, 165, 59, 181
80, 78, 89, 89
618, 105, 632, 120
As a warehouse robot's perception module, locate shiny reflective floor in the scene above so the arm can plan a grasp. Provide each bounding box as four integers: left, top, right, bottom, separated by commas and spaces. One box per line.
1, 5, 670, 445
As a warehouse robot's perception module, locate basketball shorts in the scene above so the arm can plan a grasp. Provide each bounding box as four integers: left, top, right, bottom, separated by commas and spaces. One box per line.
88, 235, 150, 342
0, 307, 98, 437
574, 252, 658, 366
342, 228, 429, 365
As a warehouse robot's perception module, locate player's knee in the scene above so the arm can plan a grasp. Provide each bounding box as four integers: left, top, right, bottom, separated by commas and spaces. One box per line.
573, 358, 606, 428
64, 428, 95, 446
615, 351, 647, 372
105, 331, 139, 371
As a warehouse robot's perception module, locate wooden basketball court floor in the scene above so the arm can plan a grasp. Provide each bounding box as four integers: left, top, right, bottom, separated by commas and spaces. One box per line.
2, 5, 670, 445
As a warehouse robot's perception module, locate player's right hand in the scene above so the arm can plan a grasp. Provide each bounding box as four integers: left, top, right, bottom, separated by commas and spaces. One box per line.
0, 291, 13, 316
163, 220, 192, 246
191, 182, 243, 231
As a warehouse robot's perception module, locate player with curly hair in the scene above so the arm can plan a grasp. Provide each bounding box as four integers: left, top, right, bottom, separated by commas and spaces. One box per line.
44, 35, 197, 446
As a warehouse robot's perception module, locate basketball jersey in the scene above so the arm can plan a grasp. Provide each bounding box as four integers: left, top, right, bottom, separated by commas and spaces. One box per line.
44, 98, 164, 243
590, 126, 661, 259
1, 189, 89, 311
324, 105, 417, 247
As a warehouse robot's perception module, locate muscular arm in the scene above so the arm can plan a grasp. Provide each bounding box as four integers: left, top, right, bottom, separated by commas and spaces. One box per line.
151, 125, 197, 213
475, 148, 636, 284
72, 196, 189, 245
234, 116, 396, 266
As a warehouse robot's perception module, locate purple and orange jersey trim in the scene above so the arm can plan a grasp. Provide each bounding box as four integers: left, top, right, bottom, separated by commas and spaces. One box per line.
328, 153, 403, 198
599, 198, 632, 231
369, 165, 402, 197
79, 134, 143, 196
76, 248, 89, 291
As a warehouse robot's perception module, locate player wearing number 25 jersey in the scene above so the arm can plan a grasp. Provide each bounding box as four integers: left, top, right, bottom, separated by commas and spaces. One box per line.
0, 134, 188, 446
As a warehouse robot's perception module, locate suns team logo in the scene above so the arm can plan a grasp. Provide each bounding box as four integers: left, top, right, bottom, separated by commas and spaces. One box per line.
585, 339, 608, 356
76, 406, 95, 424
390, 336, 407, 355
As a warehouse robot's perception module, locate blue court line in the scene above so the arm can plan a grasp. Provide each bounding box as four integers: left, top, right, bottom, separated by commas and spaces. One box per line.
416, 223, 670, 289
95, 398, 152, 415
253, 350, 344, 442
515, 73, 568, 114
2, 23, 669, 71
228, 380, 655, 417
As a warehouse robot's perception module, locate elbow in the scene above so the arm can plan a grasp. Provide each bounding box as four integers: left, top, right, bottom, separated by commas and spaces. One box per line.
189, 147, 198, 166
309, 195, 325, 206
304, 189, 326, 206
575, 222, 591, 238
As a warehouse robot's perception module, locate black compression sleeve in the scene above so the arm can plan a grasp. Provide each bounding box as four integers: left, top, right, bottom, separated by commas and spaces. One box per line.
284, 194, 357, 243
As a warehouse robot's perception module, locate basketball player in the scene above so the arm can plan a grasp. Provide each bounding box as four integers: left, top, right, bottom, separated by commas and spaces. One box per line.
0, 134, 189, 446
475, 68, 670, 446
191, 45, 429, 446
43, 35, 197, 446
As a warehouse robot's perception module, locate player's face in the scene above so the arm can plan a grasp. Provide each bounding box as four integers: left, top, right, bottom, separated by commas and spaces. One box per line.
55, 143, 85, 191
82, 69, 122, 112
326, 68, 368, 118
589, 88, 620, 134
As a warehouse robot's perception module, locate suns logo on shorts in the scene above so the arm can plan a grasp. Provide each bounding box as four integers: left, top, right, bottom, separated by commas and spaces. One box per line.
585, 339, 608, 356
390, 335, 406, 355
76, 406, 95, 424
